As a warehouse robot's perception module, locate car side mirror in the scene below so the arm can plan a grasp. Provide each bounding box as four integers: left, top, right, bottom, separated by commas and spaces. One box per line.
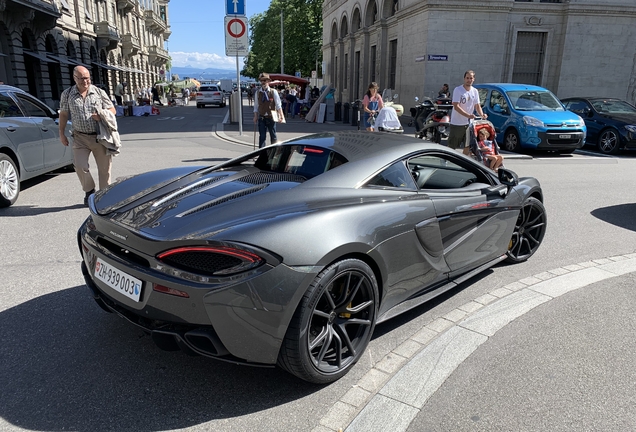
498, 167, 518, 193
493, 104, 503, 113
51, 111, 59, 119
586, 109, 594, 117
414, 97, 419, 102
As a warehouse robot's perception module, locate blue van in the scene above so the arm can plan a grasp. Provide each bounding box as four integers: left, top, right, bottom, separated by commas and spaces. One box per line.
474, 84, 586, 153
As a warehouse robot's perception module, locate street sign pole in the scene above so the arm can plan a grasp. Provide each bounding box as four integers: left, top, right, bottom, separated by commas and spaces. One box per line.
225, 13, 248, 136
236, 52, 242, 136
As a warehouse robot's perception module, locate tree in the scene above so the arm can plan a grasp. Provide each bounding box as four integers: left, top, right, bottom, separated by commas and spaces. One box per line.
242, 0, 323, 79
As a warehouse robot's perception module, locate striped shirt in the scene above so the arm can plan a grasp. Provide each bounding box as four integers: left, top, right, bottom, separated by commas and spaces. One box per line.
60, 84, 114, 134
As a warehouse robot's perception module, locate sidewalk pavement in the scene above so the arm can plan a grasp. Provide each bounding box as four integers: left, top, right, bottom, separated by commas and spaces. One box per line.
215, 104, 531, 161
321, 254, 636, 432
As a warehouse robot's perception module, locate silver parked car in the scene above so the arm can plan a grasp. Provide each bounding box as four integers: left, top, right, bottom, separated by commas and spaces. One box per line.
0, 85, 73, 207
195, 84, 226, 108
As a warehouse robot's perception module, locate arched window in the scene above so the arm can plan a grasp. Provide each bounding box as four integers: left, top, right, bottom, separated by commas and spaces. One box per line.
352, 8, 361, 31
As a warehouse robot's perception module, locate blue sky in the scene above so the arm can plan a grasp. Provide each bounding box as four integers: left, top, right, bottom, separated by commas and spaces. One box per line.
166, 0, 271, 70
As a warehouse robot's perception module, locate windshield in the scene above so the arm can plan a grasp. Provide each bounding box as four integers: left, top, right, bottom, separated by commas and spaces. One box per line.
253, 145, 348, 179
591, 99, 636, 115
505, 90, 564, 111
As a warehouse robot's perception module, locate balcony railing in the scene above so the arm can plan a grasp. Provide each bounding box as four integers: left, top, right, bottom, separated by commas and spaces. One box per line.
144, 10, 167, 32
122, 33, 141, 56
148, 45, 169, 63
116, 0, 137, 13
94, 22, 119, 41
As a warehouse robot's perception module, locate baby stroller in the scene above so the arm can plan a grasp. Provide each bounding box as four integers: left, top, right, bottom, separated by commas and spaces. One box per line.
468, 119, 504, 170
373, 106, 404, 134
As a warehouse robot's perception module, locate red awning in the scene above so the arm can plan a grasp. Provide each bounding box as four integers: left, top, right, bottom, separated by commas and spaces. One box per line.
267, 73, 309, 85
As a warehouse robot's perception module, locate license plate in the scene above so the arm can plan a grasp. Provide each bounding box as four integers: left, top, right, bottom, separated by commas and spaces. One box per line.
94, 258, 143, 302
559, 134, 571, 139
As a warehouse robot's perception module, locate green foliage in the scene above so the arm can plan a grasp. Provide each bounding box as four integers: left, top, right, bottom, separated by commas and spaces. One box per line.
242, 0, 323, 79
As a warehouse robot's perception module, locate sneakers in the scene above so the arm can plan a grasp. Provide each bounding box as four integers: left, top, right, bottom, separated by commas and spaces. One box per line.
84, 189, 95, 207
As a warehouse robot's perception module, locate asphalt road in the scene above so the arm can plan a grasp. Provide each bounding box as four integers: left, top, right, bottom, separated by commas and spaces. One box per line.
1, 103, 635, 431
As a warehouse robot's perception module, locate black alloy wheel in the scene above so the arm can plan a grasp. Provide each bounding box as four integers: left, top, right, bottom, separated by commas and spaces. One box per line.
278, 259, 378, 384
506, 197, 547, 263
598, 129, 620, 155
504, 129, 521, 152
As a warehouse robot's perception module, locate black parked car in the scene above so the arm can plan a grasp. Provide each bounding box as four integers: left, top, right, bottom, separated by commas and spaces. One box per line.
79, 132, 546, 383
562, 97, 636, 155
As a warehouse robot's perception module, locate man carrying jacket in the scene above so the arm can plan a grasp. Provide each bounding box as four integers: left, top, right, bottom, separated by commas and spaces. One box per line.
253, 72, 284, 148
59, 66, 117, 206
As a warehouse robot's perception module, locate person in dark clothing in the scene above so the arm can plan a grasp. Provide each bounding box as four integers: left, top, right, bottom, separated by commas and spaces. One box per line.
151, 86, 164, 106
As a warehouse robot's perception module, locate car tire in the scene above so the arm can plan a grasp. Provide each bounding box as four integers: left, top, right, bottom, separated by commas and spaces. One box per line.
506, 197, 547, 263
598, 128, 620, 155
0, 153, 20, 208
221, 101, 226, 108
503, 129, 521, 153
196, 104, 201, 108
277, 258, 378, 384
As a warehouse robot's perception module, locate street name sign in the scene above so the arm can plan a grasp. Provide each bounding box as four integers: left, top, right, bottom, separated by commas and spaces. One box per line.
225, 16, 249, 56
226, 0, 245, 15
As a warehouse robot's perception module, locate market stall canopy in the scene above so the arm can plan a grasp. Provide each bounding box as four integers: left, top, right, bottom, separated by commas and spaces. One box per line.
267, 73, 309, 85
269, 80, 289, 87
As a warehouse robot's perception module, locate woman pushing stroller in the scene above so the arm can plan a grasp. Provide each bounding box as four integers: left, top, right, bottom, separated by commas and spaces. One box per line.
362, 82, 384, 131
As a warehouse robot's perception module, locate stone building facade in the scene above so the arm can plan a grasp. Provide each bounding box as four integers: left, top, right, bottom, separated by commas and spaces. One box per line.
0, 0, 171, 108
322, 0, 636, 105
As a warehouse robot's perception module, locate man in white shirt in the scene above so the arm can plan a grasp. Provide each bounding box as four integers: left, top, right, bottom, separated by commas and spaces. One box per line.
114, 82, 125, 105
448, 70, 487, 154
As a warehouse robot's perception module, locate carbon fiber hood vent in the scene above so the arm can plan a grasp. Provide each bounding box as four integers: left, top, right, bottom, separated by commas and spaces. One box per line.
177, 184, 268, 217
152, 174, 229, 209
239, 172, 307, 184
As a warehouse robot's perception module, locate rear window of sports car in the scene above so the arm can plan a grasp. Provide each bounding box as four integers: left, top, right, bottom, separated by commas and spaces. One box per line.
253, 145, 348, 179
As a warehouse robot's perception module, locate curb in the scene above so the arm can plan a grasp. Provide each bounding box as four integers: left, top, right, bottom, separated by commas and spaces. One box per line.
313, 253, 636, 432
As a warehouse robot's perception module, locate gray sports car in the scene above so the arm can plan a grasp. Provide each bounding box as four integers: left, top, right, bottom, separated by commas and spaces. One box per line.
79, 131, 546, 383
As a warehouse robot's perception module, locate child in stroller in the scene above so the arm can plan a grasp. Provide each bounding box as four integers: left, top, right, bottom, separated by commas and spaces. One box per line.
468, 120, 504, 171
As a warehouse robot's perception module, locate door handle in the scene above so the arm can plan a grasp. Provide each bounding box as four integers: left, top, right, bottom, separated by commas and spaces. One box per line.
41, 128, 49, 132
6, 126, 16, 132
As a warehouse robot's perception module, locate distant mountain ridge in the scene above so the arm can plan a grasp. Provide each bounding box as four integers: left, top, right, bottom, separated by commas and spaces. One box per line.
169, 66, 252, 81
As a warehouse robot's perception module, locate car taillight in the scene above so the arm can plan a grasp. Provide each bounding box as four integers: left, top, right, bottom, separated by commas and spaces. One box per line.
197, 92, 203, 96
153, 284, 190, 298
156, 246, 263, 276
213, 92, 221, 96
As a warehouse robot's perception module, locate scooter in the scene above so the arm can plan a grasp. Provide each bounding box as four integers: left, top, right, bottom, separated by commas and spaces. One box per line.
408, 97, 435, 133
416, 96, 452, 143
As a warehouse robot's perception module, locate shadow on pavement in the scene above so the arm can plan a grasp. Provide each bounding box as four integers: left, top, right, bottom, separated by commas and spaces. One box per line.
0, 203, 85, 216
0, 287, 317, 431
591, 203, 636, 232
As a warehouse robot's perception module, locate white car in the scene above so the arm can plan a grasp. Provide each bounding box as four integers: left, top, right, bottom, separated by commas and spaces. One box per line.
196, 84, 226, 108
